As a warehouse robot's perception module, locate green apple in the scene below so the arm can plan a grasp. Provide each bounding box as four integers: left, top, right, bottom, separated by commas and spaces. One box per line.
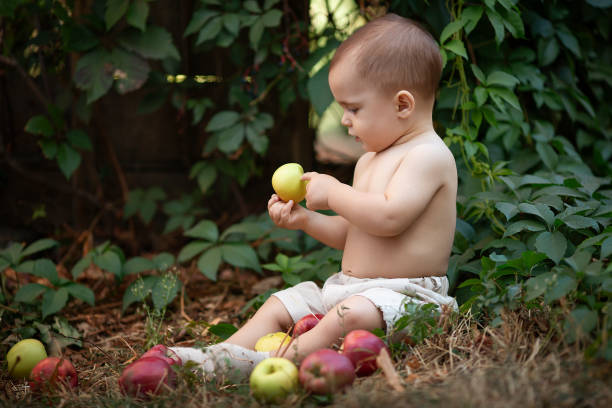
271, 163, 307, 203
6, 339, 47, 379
254, 332, 292, 352
250, 357, 298, 403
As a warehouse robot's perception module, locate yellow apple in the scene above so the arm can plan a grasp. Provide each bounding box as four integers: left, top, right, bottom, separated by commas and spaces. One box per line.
6, 338, 47, 379
271, 163, 307, 203
254, 332, 292, 352
250, 357, 298, 403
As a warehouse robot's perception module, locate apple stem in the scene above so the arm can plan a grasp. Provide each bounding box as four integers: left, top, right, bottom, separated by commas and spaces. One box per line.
276, 324, 295, 358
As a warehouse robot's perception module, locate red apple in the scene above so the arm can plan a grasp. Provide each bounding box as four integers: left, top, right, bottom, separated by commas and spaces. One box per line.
341, 329, 389, 377
298, 349, 355, 394
119, 356, 177, 398
29, 357, 78, 392
293, 314, 325, 337
140, 345, 182, 366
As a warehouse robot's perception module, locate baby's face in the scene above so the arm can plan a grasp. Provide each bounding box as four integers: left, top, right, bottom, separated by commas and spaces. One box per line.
328, 58, 405, 152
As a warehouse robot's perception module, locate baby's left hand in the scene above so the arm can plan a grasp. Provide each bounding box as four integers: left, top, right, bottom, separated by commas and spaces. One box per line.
301, 172, 340, 211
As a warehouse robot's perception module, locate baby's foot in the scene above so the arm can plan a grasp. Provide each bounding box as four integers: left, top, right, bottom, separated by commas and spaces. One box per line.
169, 343, 270, 381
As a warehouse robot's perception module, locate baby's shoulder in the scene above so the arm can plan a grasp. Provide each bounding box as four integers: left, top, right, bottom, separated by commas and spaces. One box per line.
402, 138, 456, 169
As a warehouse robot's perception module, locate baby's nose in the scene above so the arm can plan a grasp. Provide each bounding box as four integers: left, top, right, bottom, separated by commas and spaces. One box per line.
341, 114, 351, 127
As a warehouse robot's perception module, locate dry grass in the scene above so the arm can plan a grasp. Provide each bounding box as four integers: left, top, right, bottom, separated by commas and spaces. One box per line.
1, 306, 611, 407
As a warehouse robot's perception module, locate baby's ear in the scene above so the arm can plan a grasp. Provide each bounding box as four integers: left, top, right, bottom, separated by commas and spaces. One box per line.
394, 90, 415, 118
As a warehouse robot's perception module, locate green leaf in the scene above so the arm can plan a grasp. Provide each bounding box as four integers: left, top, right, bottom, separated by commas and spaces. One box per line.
538, 36, 559, 66
105, 0, 129, 30
443, 39, 468, 59
535, 142, 559, 170
15, 283, 48, 303
503, 220, 546, 237
535, 231, 567, 264
223, 13, 241, 36
184, 10, 220, 37
496, 202, 519, 221
561, 215, 600, 231
518, 203, 555, 228
126, 0, 149, 31
564, 306, 597, 343
66, 129, 93, 151
22, 239, 58, 258
57, 143, 81, 179
206, 111, 241, 132
220, 222, 266, 241
25, 115, 54, 137
64, 283, 95, 306
94, 251, 123, 278
249, 18, 264, 49
602, 237, 612, 259
308, 62, 334, 117
185, 220, 219, 241
74, 48, 114, 104
544, 274, 576, 303
119, 26, 180, 60
486, 9, 505, 44
261, 9, 282, 27
440, 20, 466, 44
178, 241, 213, 263
39, 139, 58, 159
195, 165, 217, 194
209, 322, 238, 340
196, 16, 223, 45
197, 246, 222, 280
71, 255, 92, 279
153, 253, 175, 271
111, 48, 150, 94
217, 123, 245, 154
556, 25, 581, 57
502, 9, 524, 38
474, 87, 488, 106
122, 276, 158, 311
524, 272, 553, 301
28, 259, 60, 286
244, 0, 262, 13
124, 257, 155, 275
221, 244, 261, 272
42, 288, 69, 319
486, 71, 519, 88
488, 88, 521, 110
152, 273, 180, 310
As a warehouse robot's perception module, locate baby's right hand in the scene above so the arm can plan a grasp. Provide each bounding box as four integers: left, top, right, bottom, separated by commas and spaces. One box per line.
268, 194, 307, 230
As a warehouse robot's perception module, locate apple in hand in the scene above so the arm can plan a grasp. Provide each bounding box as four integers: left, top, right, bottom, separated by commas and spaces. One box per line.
119, 356, 177, 398
341, 329, 389, 376
6, 338, 47, 379
140, 344, 182, 366
272, 163, 308, 203
298, 349, 355, 394
249, 357, 298, 403
29, 357, 78, 392
254, 332, 292, 352
293, 313, 325, 337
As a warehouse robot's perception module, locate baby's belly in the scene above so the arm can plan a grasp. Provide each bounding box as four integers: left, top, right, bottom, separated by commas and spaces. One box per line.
341, 230, 450, 279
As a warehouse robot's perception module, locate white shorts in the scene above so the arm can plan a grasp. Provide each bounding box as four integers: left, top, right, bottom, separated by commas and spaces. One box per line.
272, 272, 458, 339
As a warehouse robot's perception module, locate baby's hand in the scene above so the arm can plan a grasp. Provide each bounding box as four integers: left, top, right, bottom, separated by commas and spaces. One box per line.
301, 172, 339, 211
268, 194, 307, 230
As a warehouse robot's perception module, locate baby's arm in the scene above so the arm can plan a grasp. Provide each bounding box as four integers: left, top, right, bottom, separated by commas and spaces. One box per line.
304, 144, 452, 237
268, 195, 349, 250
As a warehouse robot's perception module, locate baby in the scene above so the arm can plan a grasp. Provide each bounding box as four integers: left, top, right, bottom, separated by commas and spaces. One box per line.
170, 13, 458, 380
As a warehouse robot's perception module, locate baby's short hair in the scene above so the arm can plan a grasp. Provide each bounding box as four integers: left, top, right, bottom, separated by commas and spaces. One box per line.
330, 13, 442, 101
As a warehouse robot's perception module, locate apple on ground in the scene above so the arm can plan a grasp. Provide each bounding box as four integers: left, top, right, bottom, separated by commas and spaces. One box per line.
6, 338, 48, 379
140, 344, 182, 366
254, 332, 292, 352
272, 163, 308, 203
118, 356, 177, 398
293, 313, 325, 337
29, 357, 78, 392
249, 357, 299, 403
341, 329, 389, 376
298, 348, 355, 394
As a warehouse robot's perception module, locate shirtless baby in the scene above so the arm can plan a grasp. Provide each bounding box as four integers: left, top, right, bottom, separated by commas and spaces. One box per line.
170, 13, 458, 380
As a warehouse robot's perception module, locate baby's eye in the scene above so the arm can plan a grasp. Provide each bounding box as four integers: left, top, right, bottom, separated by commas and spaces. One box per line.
347, 107, 358, 113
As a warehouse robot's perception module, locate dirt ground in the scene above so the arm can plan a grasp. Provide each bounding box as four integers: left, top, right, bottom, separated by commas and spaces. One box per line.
1, 266, 611, 407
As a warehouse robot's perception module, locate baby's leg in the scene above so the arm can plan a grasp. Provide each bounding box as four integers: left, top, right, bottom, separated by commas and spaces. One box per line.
225, 295, 293, 348
275, 295, 384, 362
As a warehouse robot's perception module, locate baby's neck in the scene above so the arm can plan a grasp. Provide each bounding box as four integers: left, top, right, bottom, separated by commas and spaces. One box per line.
392, 110, 436, 147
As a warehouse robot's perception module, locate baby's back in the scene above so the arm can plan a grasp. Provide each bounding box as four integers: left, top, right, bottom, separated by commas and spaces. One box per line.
341, 133, 457, 279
